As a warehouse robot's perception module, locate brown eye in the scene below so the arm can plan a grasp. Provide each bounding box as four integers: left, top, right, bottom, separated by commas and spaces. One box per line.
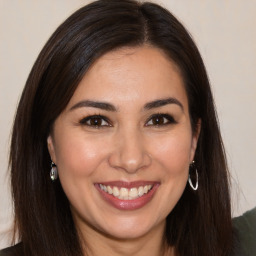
151, 116, 166, 125
89, 117, 103, 126
146, 114, 176, 126
79, 115, 110, 127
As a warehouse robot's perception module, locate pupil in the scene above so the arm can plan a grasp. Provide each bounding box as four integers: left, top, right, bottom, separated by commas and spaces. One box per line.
153, 116, 163, 125
91, 118, 102, 126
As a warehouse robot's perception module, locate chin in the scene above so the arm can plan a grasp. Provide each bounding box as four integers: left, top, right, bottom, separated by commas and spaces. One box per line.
97, 215, 165, 240
103, 226, 153, 240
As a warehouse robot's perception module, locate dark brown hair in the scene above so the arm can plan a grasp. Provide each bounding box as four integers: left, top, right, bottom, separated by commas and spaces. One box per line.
10, 0, 233, 255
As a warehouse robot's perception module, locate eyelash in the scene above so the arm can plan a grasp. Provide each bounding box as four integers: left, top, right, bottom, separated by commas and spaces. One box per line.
79, 115, 111, 128
145, 113, 177, 127
79, 113, 177, 128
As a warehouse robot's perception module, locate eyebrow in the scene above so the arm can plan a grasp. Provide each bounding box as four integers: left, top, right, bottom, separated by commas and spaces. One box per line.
70, 100, 117, 112
144, 97, 184, 111
69, 97, 183, 112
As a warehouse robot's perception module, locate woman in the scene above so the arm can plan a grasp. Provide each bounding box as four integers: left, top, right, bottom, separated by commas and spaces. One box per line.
0, 0, 238, 255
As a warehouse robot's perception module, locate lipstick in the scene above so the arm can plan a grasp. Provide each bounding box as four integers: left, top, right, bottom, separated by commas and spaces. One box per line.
95, 181, 160, 210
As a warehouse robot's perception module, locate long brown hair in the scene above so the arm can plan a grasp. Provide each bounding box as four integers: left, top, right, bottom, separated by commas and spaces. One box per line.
10, 0, 233, 255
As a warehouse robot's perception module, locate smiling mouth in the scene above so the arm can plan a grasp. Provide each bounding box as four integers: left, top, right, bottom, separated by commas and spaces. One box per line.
95, 181, 159, 210
99, 184, 153, 200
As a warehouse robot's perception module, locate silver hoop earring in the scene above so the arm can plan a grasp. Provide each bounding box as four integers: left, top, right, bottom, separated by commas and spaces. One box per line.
50, 161, 58, 181
188, 161, 198, 190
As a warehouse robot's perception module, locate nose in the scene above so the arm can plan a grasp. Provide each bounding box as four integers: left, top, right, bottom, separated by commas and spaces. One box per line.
108, 129, 151, 174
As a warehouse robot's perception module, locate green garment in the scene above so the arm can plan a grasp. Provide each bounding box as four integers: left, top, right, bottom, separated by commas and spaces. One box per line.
233, 207, 256, 256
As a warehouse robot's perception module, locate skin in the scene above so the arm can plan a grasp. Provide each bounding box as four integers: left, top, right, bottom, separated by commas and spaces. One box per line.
47, 46, 200, 256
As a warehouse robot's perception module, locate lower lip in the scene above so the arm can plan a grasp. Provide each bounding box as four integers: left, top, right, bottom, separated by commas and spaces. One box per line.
95, 184, 159, 210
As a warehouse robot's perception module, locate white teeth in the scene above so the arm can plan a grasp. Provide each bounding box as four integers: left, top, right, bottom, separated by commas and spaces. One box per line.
99, 184, 153, 200
99, 184, 107, 192
119, 188, 128, 199
107, 186, 112, 194
129, 187, 138, 199
138, 186, 144, 197
113, 186, 119, 197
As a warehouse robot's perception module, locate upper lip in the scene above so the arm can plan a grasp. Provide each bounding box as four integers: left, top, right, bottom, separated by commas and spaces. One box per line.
95, 180, 160, 188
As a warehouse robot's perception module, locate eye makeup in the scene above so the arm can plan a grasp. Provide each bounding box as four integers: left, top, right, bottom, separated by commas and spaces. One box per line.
145, 113, 177, 127
79, 114, 112, 128
78, 112, 177, 129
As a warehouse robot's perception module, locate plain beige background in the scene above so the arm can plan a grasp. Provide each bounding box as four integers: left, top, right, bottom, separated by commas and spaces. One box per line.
0, 0, 255, 249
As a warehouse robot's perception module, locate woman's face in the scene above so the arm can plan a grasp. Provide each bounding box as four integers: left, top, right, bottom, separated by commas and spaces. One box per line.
48, 46, 199, 241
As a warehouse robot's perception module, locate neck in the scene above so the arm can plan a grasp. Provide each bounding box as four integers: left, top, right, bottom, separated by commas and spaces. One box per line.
77, 220, 174, 256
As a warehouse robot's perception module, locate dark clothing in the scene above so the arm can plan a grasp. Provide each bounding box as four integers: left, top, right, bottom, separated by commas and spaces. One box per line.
233, 207, 256, 256
1, 207, 255, 255
0, 243, 23, 256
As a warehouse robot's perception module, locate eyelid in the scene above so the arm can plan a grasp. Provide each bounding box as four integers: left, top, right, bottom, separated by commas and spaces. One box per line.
78, 113, 176, 128
79, 114, 112, 127
145, 113, 177, 126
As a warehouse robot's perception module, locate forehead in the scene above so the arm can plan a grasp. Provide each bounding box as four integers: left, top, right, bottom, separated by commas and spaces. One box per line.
67, 46, 188, 110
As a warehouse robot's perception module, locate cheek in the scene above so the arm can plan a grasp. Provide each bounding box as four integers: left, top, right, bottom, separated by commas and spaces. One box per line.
152, 131, 192, 209
52, 134, 110, 214
54, 134, 107, 178
149, 130, 192, 176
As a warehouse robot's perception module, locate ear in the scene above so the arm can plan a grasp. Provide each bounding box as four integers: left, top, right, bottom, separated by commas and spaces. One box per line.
47, 135, 57, 163
190, 119, 201, 162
